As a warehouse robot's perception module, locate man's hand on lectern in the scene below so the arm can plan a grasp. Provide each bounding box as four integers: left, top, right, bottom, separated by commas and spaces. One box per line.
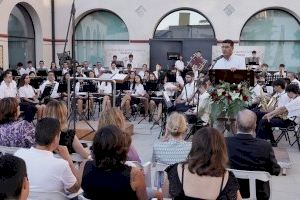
230, 67, 237, 72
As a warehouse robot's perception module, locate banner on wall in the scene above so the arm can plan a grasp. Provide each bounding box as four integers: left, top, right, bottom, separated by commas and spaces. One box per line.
103, 44, 149, 68
212, 45, 265, 63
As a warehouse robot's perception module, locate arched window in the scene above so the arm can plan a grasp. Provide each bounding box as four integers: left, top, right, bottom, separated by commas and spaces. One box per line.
8, 4, 35, 68
240, 9, 300, 71
75, 10, 129, 65
154, 9, 215, 39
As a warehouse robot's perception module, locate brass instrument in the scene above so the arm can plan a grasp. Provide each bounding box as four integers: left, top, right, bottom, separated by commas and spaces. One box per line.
259, 88, 276, 113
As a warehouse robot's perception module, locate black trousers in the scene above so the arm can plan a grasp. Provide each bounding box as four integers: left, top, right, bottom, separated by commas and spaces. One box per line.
19, 102, 37, 123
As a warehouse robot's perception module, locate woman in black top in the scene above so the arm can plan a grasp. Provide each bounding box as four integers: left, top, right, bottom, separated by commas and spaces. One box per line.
163, 127, 242, 200
80, 125, 148, 200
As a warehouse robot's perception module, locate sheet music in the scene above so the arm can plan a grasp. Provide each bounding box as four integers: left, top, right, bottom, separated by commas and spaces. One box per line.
112, 73, 128, 81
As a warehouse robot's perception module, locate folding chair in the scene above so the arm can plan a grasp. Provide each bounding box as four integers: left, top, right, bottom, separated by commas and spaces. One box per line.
228, 169, 272, 200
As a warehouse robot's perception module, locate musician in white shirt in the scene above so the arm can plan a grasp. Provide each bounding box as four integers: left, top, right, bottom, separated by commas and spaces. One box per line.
61, 62, 69, 75
273, 64, 287, 78
37, 60, 48, 71
98, 81, 112, 111
213, 39, 246, 70
110, 62, 119, 75
26, 61, 36, 74
0, 70, 17, 99
81, 61, 92, 75
94, 62, 105, 77
18, 74, 45, 120
17, 62, 27, 76
257, 84, 300, 146
138, 64, 148, 78
39, 71, 60, 100
287, 72, 300, 88
121, 75, 148, 118
175, 55, 185, 72
124, 54, 137, 69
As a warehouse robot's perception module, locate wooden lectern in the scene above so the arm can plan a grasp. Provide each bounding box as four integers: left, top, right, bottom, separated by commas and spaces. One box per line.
209, 69, 255, 86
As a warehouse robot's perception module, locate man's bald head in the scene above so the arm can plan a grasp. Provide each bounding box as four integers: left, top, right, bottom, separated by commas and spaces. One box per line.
236, 109, 257, 133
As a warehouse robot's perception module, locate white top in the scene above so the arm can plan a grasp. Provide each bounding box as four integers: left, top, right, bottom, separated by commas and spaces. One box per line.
19, 85, 36, 98
62, 68, 69, 75
176, 75, 184, 87
39, 80, 60, 99
175, 60, 185, 72
15, 147, 76, 194
291, 79, 300, 88
193, 91, 211, 124
110, 68, 119, 75
138, 71, 145, 78
125, 60, 137, 69
94, 67, 105, 77
274, 71, 287, 77
98, 82, 112, 94
19, 68, 27, 76
250, 84, 262, 101
26, 67, 36, 74
213, 54, 246, 70
276, 91, 290, 108
153, 71, 159, 79
132, 83, 145, 96
180, 81, 196, 101
0, 81, 17, 99
285, 96, 300, 120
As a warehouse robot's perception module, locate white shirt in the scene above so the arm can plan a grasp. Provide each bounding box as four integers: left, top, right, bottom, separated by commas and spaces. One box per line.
153, 71, 159, 79
193, 91, 211, 124
98, 82, 112, 94
138, 71, 145, 78
291, 79, 300, 88
276, 91, 290, 108
181, 81, 196, 101
26, 66, 36, 74
274, 71, 287, 77
62, 68, 69, 75
0, 81, 17, 99
176, 75, 184, 87
19, 85, 36, 98
250, 84, 263, 102
125, 60, 137, 69
110, 68, 119, 75
132, 83, 145, 96
15, 147, 76, 194
39, 80, 60, 99
213, 54, 246, 70
19, 68, 27, 76
94, 67, 105, 77
285, 96, 300, 120
175, 60, 185, 72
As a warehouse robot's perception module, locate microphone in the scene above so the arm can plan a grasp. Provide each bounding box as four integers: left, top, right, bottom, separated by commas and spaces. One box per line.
213, 55, 224, 62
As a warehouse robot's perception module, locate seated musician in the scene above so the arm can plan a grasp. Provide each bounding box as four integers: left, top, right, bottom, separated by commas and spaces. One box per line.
153, 64, 162, 79
121, 75, 148, 118
0, 70, 36, 122
86, 70, 98, 113
61, 61, 69, 75
164, 67, 184, 97
138, 64, 148, 78
172, 71, 197, 112
249, 74, 265, 108
273, 64, 287, 78
59, 72, 72, 101
252, 78, 290, 130
142, 70, 150, 83
18, 74, 45, 120
257, 63, 271, 76
185, 81, 211, 125
256, 84, 300, 146
110, 61, 119, 75
39, 71, 60, 103
148, 72, 162, 122
98, 80, 112, 111
29, 71, 36, 78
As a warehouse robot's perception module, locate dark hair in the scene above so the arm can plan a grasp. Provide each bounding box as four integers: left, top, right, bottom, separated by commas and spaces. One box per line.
127, 63, 132, 68
279, 64, 285, 68
19, 74, 29, 87
39, 60, 44, 63
113, 55, 117, 58
252, 50, 256, 54
48, 71, 55, 76
35, 118, 61, 146
27, 61, 32, 64
185, 127, 228, 177
3, 70, 12, 78
129, 54, 133, 58
111, 61, 117, 66
0, 97, 19, 124
186, 71, 194, 77
273, 78, 286, 89
286, 83, 300, 94
284, 78, 291, 85
17, 62, 23, 67
92, 125, 131, 169
0, 155, 27, 200
222, 39, 234, 47
133, 75, 143, 90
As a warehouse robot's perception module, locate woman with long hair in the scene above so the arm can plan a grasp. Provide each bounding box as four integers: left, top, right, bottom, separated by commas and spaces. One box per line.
163, 127, 242, 200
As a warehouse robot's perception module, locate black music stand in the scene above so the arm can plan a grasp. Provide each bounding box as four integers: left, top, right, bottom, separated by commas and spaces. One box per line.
30, 78, 44, 89
54, 70, 63, 77
39, 85, 52, 102
82, 83, 97, 120
37, 70, 48, 77
209, 69, 255, 86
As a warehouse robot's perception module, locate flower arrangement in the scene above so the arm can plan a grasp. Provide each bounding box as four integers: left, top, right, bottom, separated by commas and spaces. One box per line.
208, 81, 252, 123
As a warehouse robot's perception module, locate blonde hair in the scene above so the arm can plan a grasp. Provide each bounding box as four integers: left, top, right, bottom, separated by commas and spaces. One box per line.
166, 112, 187, 137
43, 100, 68, 131
98, 108, 125, 130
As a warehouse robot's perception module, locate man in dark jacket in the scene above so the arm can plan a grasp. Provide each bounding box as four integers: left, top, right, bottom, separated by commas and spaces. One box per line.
226, 109, 281, 200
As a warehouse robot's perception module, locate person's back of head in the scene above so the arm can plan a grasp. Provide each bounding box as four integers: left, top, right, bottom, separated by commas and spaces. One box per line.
0, 97, 19, 125
35, 118, 61, 149
98, 108, 125, 130
43, 100, 68, 130
92, 125, 131, 169
166, 112, 188, 138
236, 109, 257, 134
0, 155, 29, 200
187, 127, 228, 177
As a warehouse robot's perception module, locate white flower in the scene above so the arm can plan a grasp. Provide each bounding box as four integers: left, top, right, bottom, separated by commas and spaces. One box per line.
229, 91, 240, 100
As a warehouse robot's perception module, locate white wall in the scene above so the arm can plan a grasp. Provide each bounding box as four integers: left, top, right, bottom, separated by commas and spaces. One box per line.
0, 0, 299, 69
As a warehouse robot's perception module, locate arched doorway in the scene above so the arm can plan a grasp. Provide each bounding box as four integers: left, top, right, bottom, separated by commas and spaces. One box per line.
240, 9, 300, 72
74, 10, 129, 66
150, 9, 216, 69
8, 4, 35, 69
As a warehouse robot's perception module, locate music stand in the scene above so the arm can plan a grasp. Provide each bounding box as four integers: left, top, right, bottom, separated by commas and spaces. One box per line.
57, 83, 68, 93
37, 70, 48, 77
30, 78, 44, 89
39, 85, 52, 101
11, 69, 19, 77
82, 83, 97, 120
54, 70, 63, 77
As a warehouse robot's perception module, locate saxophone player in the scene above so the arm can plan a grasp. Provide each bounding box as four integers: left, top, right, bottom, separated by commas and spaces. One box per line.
39, 71, 60, 101
256, 84, 299, 147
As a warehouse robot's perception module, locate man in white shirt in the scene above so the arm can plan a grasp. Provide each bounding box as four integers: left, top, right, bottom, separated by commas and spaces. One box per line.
110, 62, 119, 75
175, 55, 185, 72
15, 118, 80, 194
37, 60, 48, 71
26, 61, 36, 74
94, 62, 105, 77
287, 72, 300, 88
173, 71, 196, 112
39, 71, 60, 99
17, 62, 27, 76
125, 54, 137, 69
61, 61, 69, 75
0, 70, 17, 99
257, 84, 300, 146
81, 61, 91, 75
273, 64, 287, 78
138, 64, 148, 78
213, 39, 246, 70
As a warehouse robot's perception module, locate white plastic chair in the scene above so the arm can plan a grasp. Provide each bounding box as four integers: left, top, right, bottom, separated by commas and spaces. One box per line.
28, 191, 68, 200
228, 169, 272, 200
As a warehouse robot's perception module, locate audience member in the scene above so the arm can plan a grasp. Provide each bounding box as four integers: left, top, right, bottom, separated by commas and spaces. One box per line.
80, 125, 148, 200
0, 155, 29, 200
226, 109, 280, 199
44, 100, 90, 159
15, 118, 80, 194
163, 127, 242, 199
152, 112, 191, 165
0, 97, 35, 148
98, 108, 141, 163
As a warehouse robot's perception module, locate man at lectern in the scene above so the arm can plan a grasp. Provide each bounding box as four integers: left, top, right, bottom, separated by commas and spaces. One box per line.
213, 39, 246, 71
